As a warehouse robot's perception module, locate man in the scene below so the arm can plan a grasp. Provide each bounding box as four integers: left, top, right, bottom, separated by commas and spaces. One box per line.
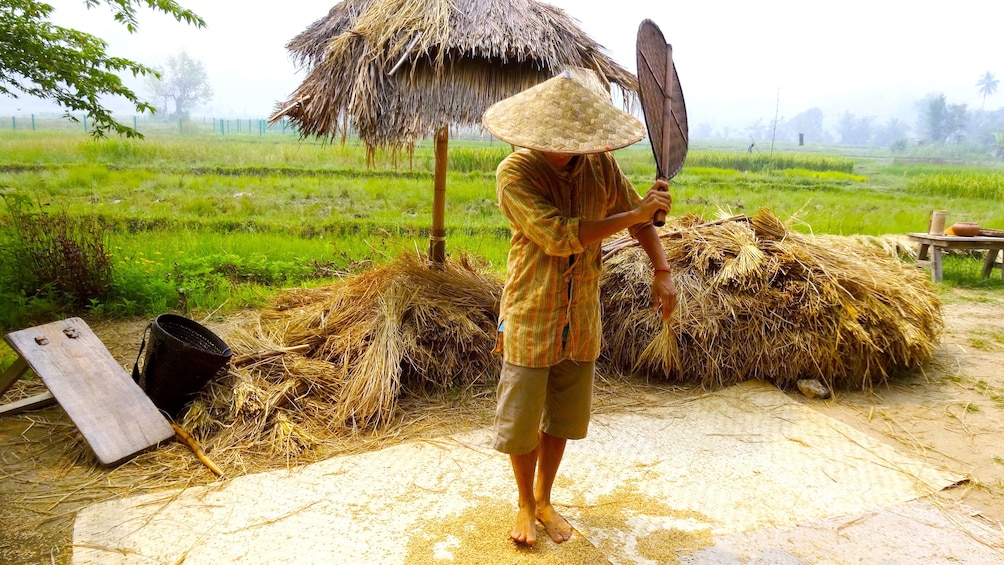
481, 70, 678, 545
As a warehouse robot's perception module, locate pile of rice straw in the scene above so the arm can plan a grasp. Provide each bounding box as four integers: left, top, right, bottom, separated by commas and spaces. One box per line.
599, 208, 942, 390
180, 209, 941, 458
181, 253, 501, 458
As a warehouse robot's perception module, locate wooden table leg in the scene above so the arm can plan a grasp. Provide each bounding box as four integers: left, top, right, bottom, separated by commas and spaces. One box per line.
981, 249, 1002, 280
917, 242, 930, 261
931, 247, 943, 282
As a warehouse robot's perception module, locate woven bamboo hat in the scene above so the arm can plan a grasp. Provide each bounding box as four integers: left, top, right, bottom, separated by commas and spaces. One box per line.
482, 70, 645, 154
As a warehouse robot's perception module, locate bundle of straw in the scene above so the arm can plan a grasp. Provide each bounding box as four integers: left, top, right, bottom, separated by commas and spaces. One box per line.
599, 208, 941, 390
182, 253, 502, 458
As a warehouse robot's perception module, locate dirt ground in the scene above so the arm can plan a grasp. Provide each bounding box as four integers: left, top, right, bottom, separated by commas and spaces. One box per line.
1, 286, 1003, 564
811, 287, 1004, 534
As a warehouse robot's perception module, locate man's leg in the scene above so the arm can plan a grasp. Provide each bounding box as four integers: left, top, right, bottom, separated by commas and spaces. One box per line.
495, 362, 549, 545
510, 447, 539, 544
535, 359, 594, 544
535, 431, 573, 543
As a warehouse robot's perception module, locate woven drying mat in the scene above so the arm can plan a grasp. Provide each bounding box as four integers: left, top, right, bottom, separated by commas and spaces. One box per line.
72, 381, 967, 564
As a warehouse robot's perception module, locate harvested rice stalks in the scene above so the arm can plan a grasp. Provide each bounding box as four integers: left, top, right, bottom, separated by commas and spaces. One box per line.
180, 252, 502, 459
600, 208, 942, 391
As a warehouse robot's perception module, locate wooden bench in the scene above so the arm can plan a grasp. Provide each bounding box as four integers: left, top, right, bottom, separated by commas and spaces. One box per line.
0, 317, 174, 466
907, 232, 1004, 283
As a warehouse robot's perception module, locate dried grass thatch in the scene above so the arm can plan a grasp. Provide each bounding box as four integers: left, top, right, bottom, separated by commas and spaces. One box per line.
180, 253, 502, 460
271, 0, 637, 147
599, 209, 942, 390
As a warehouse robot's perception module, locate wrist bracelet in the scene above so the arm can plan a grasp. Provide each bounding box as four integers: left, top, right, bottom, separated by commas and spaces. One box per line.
654, 268, 672, 275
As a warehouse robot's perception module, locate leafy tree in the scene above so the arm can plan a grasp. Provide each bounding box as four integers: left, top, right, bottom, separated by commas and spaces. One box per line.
968, 108, 1004, 149
0, 0, 204, 137
922, 94, 969, 143
976, 71, 999, 111
946, 102, 969, 142
923, 94, 949, 141
872, 117, 910, 148
777, 107, 828, 144
835, 112, 874, 146
743, 119, 769, 142
145, 50, 212, 118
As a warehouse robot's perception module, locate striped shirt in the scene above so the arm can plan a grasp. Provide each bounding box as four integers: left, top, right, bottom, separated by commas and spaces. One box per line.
497, 149, 643, 368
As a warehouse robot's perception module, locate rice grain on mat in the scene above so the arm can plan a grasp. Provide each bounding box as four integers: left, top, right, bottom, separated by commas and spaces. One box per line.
404, 497, 607, 564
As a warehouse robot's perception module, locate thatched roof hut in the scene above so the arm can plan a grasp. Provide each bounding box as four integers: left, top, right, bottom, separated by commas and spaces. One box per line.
270, 0, 636, 263
274, 0, 636, 146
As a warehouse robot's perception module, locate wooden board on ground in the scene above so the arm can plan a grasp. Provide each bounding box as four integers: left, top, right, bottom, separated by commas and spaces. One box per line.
4, 317, 174, 466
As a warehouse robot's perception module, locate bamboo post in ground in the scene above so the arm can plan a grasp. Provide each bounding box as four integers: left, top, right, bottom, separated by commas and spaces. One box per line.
430, 125, 449, 266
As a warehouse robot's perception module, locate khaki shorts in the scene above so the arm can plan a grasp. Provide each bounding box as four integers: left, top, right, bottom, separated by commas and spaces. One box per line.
492, 359, 595, 454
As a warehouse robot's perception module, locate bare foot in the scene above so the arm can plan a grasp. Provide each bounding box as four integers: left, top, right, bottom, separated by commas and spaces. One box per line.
511, 505, 537, 545
536, 503, 573, 543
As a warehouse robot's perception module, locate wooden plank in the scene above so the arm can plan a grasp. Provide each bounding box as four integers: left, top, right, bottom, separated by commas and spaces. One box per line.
906, 233, 1004, 251
977, 228, 1004, 238
4, 318, 174, 466
0, 391, 56, 417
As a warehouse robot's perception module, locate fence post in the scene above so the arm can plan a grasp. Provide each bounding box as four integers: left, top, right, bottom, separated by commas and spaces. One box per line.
83, 115, 88, 133
179, 119, 183, 134
11, 117, 14, 130
133, 116, 137, 131
32, 114, 36, 131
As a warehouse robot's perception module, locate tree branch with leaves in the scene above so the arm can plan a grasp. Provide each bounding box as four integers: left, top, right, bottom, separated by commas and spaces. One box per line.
0, 0, 204, 137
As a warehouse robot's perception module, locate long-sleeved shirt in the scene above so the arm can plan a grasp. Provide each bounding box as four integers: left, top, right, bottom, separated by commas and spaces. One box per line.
496, 149, 643, 368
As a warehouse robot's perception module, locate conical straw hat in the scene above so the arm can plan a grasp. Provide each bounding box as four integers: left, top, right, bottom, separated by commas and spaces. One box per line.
482, 70, 645, 154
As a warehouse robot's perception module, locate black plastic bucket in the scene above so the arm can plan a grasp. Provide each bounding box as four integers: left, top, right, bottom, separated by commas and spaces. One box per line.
133, 313, 233, 417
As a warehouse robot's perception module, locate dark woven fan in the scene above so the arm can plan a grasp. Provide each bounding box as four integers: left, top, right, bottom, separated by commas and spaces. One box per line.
637, 19, 688, 225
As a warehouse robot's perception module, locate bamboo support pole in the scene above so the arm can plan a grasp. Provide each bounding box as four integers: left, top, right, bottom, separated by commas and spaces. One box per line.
430, 125, 449, 266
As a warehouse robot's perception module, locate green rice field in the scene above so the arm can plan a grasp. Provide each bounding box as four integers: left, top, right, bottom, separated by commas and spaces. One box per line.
1, 129, 1003, 333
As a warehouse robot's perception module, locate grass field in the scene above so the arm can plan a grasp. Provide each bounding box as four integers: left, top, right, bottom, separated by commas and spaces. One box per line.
1, 129, 1003, 335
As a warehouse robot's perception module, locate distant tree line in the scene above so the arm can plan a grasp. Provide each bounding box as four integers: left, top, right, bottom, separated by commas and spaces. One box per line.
694, 72, 1003, 157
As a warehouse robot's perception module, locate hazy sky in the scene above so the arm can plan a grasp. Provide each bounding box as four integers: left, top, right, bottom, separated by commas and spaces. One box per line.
3, 0, 1002, 135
